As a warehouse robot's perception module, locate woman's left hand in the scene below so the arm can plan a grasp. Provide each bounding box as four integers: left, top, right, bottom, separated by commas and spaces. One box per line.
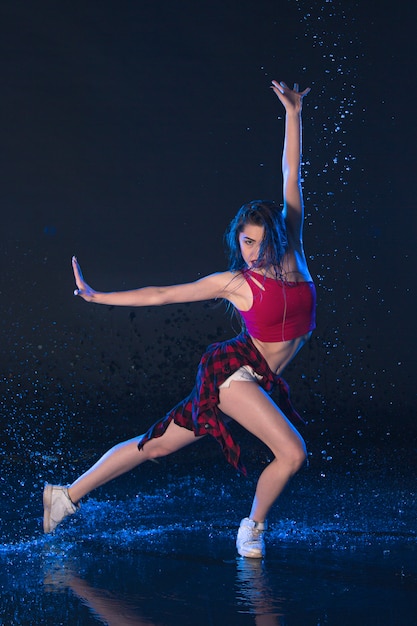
271, 80, 310, 113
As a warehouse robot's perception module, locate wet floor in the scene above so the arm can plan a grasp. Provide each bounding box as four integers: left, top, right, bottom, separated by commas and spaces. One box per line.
1, 445, 417, 625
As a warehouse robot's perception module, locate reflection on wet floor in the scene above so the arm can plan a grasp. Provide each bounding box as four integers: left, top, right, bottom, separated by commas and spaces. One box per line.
235, 559, 283, 626
42, 558, 283, 626
45, 565, 161, 626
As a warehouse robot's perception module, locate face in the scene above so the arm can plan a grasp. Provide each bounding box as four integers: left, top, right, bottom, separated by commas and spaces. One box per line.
238, 223, 265, 268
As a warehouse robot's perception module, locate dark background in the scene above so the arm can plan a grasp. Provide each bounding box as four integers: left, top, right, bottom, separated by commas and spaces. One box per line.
1, 0, 416, 468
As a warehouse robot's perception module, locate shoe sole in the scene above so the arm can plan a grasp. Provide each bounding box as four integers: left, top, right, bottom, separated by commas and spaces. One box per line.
43, 484, 53, 533
237, 549, 264, 558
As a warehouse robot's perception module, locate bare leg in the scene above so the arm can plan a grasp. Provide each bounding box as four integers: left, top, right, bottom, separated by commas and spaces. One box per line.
218, 381, 307, 522
68, 422, 204, 503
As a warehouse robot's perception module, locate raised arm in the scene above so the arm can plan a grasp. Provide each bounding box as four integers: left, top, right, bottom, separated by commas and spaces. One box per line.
71, 256, 231, 307
271, 81, 310, 245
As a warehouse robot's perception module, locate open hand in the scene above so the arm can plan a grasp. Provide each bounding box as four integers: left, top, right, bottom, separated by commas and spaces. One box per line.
72, 256, 96, 301
271, 80, 310, 113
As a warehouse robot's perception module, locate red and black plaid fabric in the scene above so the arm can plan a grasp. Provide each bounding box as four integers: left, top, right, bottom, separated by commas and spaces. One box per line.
138, 332, 305, 475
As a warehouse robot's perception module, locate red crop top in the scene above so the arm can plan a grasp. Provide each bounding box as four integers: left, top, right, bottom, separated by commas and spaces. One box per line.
237, 269, 316, 342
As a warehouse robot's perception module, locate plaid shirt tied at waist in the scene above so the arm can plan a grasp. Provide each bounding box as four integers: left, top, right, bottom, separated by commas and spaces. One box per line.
138, 331, 305, 475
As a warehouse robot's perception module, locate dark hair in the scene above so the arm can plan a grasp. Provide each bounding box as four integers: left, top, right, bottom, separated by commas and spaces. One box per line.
224, 200, 287, 273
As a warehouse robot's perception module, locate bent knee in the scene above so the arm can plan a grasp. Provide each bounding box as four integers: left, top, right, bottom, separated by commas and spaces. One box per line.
293, 445, 308, 470
139, 439, 172, 460
282, 442, 307, 472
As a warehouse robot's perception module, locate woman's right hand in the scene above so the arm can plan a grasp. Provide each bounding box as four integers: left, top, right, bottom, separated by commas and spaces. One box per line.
72, 256, 97, 301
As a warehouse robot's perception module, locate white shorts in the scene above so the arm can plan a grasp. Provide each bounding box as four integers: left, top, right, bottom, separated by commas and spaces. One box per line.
219, 365, 263, 389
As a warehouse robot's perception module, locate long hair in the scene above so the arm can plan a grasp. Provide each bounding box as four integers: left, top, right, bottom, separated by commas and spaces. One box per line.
224, 200, 288, 273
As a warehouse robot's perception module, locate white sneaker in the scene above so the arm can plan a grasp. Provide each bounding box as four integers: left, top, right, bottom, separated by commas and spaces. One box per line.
236, 517, 267, 558
43, 484, 79, 533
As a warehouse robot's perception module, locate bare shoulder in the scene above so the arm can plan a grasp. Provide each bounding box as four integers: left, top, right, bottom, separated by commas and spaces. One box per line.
197, 270, 244, 296
214, 270, 252, 309
281, 248, 313, 282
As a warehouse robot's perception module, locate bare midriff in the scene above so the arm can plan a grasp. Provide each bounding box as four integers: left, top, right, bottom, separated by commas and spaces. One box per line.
251, 332, 312, 375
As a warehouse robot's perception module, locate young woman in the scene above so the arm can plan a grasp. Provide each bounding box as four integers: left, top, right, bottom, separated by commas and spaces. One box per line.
43, 80, 315, 559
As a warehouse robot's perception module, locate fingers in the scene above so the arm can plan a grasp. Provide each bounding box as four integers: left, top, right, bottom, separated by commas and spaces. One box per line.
271, 80, 311, 97
72, 256, 83, 277
72, 255, 84, 295
71, 257, 96, 300
271, 79, 284, 94
72, 255, 80, 280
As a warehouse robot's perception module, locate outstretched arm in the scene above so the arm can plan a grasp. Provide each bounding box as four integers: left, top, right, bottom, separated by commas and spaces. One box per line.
71, 256, 231, 307
271, 80, 310, 245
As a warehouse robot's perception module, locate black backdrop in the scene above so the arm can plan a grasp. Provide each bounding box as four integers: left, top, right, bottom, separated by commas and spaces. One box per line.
1, 0, 416, 465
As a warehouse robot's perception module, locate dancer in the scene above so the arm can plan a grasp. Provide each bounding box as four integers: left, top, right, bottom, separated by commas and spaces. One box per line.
43, 80, 316, 559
